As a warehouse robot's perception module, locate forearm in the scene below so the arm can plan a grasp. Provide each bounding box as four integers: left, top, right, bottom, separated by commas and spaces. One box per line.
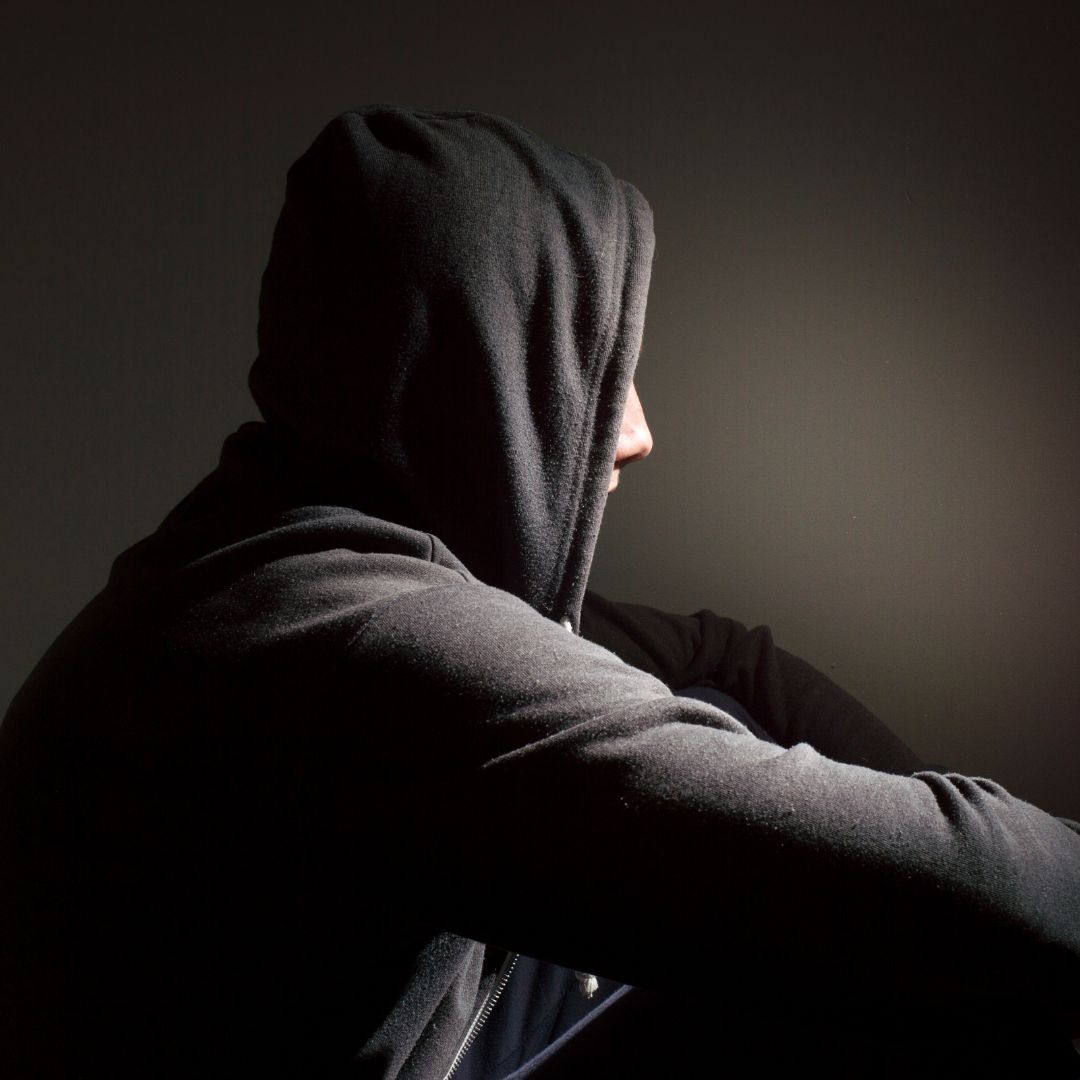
347, 583, 1080, 1033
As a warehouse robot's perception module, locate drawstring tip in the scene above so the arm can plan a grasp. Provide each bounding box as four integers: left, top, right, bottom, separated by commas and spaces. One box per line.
575, 971, 599, 998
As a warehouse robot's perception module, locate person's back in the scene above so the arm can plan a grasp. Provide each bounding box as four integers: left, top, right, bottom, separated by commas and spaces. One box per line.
1, 104, 659, 1077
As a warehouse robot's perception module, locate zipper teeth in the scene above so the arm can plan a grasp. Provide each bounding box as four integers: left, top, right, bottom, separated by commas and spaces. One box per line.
441, 952, 519, 1080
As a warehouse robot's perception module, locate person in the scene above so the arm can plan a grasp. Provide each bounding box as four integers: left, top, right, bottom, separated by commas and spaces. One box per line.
1, 105, 1078, 1079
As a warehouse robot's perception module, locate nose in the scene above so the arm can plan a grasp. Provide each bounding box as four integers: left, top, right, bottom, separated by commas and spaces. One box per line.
615, 381, 653, 468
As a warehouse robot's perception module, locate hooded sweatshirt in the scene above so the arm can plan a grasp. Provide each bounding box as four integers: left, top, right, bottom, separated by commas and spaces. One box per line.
1, 105, 1078, 1080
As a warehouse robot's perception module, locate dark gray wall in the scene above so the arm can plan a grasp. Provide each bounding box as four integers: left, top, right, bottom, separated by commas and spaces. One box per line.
4, 2, 1078, 817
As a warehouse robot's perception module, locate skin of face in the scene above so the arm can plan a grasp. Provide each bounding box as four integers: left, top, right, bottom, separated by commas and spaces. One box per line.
608, 380, 653, 492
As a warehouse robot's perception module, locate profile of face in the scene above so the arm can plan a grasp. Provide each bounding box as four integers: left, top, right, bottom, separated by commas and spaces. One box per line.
608, 380, 653, 493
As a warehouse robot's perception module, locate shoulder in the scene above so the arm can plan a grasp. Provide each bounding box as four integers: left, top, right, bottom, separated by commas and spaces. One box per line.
105, 504, 478, 653
215, 511, 475, 624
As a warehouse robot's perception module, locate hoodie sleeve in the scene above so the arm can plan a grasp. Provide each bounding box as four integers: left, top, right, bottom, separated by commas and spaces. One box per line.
343, 580, 1080, 1037
581, 589, 924, 775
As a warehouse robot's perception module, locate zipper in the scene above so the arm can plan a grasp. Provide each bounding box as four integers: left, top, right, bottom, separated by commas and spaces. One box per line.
441, 951, 519, 1080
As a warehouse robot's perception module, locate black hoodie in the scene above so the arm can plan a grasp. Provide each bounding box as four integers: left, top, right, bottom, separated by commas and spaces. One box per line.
1, 106, 1078, 1079
249, 105, 652, 630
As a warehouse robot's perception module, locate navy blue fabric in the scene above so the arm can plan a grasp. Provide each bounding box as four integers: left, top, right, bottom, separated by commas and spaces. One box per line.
672, 685, 776, 743
453, 960, 623, 1080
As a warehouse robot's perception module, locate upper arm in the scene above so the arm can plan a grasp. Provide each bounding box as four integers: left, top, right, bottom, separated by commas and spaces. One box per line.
334, 583, 1080, 1027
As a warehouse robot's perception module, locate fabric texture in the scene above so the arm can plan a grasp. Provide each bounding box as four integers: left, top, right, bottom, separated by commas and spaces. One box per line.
580, 591, 924, 773
248, 105, 653, 629
2, 105, 1079, 1079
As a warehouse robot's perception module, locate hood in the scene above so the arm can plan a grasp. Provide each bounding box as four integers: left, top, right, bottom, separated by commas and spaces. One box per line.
248, 105, 654, 628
